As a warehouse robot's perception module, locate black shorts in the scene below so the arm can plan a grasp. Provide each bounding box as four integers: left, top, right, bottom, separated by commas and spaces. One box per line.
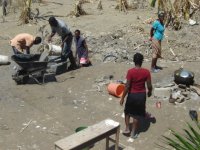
124, 92, 146, 117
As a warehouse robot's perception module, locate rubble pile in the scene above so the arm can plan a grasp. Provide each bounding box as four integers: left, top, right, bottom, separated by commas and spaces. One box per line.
170, 84, 200, 103
87, 25, 152, 63
154, 83, 200, 104
87, 23, 200, 63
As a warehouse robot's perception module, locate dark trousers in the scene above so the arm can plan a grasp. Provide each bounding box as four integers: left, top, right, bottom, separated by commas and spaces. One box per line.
61, 33, 77, 68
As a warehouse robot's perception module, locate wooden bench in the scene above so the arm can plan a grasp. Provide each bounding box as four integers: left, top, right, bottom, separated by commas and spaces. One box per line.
123, 146, 135, 150
54, 119, 120, 150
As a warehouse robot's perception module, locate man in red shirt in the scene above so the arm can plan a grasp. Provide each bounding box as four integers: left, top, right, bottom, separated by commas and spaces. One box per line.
120, 53, 152, 139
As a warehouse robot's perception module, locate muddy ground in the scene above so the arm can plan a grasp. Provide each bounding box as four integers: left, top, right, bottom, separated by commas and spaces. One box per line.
0, 0, 200, 150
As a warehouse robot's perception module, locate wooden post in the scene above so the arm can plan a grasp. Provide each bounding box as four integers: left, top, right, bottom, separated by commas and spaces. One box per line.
106, 137, 109, 150
115, 126, 120, 150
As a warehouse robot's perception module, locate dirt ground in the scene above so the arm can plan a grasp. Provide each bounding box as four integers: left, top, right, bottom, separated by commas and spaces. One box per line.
0, 0, 200, 150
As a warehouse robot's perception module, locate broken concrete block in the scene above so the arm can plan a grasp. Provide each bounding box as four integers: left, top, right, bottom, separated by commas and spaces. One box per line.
154, 87, 171, 98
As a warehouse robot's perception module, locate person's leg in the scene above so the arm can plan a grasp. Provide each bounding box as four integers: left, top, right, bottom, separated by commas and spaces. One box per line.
155, 41, 163, 69
151, 39, 161, 73
151, 58, 156, 69
131, 117, 139, 139
123, 114, 130, 133
64, 34, 77, 68
68, 52, 77, 69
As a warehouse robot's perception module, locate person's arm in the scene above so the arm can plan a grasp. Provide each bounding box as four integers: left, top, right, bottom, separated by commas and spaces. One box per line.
48, 32, 55, 42
150, 21, 157, 41
25, 46, 30, 54
48, 26, 56, 42
150, 27, 154, 41
61, 35, 69, 48
120, 80, 131, 106
75, 46, 79, 65
146, 72, 153, 97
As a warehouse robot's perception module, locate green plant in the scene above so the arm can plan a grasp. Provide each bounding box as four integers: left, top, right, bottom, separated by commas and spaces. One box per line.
158, 122, 200, 150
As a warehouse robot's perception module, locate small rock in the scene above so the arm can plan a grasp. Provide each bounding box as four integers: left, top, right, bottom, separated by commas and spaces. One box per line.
182, 91, 189, 97
127, 138, 134, 143
172, 91, 181, 99
36, 126, 40, 129
176, 96, 185, 103
1, 125, 9, 130
169, 98, 176, 103
185, 97, 190, 100
190, 92, 199, 100
73, 100, 77, 105
108, 97, 112, 101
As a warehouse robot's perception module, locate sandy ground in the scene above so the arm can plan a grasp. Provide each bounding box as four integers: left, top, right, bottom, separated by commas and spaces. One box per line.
0, 0, 200, 150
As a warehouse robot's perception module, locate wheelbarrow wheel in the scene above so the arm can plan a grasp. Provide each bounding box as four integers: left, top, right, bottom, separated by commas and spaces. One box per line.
14, 75, 29, 85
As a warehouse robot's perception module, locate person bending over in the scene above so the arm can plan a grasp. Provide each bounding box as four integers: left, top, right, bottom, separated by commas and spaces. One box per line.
10, 33, 41, 54
48, 17, 77, 70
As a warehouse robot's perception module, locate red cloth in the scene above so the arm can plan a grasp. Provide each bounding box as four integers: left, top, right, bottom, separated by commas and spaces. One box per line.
126, 68, 151, 93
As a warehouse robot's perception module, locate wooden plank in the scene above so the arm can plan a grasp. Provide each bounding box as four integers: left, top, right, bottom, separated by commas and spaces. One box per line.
124, 146, 135, 150
55, 119, 120, 150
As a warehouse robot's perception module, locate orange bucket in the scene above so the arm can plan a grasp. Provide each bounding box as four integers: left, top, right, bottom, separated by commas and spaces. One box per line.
107, 83, 125, 98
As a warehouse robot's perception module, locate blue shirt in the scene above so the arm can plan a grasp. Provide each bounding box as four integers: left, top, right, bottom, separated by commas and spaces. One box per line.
152, 20, 165, 41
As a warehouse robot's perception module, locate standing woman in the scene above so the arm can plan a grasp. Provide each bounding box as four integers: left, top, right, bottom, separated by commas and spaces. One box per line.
150, 12, 165, 73
120, 53, 152, 139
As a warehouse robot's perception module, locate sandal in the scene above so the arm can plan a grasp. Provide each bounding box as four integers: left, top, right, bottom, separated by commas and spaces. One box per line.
122, 130, 130, 134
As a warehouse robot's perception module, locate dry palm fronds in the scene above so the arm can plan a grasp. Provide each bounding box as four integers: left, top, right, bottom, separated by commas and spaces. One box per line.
69, 0, 87, 17
19, 0, 32, 24
116, 0, 138, 12
157, 0, 182, 30
97, 0, 103, 10
116, 0, 129, 12
74, 0, 87, 16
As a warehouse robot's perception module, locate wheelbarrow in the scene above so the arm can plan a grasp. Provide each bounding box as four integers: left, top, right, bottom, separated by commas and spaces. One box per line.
11, 54, 49, 85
